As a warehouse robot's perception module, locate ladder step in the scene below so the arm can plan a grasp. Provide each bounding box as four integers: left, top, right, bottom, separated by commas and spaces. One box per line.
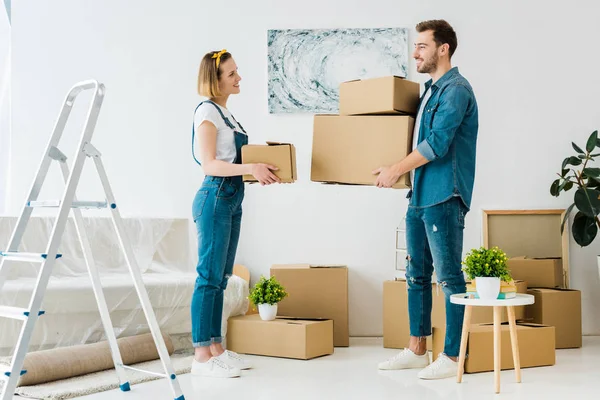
0, 251, 62, 262
122, 365, 168, 378
27, 200, 108, 209
0, 306, 45, 321
1, 367, 27, 380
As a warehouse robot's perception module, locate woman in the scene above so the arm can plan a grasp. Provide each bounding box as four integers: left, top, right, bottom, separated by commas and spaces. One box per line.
191, 49, 280, 378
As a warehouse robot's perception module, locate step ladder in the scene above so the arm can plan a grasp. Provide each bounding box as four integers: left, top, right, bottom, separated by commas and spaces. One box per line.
0, 80, 185, 400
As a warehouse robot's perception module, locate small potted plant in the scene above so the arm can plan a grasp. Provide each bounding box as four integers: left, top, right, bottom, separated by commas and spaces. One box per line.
462, 246, 512, 300
248, 276, 288, 321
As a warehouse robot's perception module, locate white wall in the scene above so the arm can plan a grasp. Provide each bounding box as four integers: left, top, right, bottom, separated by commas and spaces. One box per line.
9, 0, 600, 335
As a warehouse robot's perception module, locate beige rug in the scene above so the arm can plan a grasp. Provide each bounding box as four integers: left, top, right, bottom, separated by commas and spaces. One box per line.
0, 352, 193, 399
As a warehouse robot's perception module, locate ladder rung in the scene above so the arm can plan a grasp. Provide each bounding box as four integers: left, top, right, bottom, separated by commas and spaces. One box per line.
0, 306, 45, 321
0, 251, 62, 262
27, 200, 108, 209
1, 366, 27, 380
122, 365, 168, 378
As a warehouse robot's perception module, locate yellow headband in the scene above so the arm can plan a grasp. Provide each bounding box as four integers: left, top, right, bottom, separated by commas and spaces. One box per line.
212, 49, 227, 69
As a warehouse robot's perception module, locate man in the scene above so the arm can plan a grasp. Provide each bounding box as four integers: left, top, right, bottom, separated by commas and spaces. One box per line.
373, 20, 478, 379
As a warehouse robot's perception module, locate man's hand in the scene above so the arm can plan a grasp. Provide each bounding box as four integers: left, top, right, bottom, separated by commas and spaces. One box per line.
372, 166, 401, 188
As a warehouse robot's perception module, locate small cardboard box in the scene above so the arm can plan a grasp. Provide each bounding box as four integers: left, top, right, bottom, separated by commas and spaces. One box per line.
311, 115, 414, 189
241, 142, 297, 183
507, 257, 563, 288
339, 76, 420, 116
227, 315, 334, 360
383, 279, 445, 350
433, 323, 555, 373
270, 264, 349, 347
525, 288, 582, 348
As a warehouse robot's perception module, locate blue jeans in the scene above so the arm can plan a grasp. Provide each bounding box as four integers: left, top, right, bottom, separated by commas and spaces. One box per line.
405, 197, 467, 357
191, 176, 244, 347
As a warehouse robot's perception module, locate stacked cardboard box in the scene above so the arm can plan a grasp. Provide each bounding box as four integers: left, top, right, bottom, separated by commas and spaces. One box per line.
311, 76, 420, 189
270, 264, 349, 347
227, 264, 346, 359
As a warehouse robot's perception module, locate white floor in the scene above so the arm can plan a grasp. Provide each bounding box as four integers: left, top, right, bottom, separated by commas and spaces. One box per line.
26, 336, 600, 400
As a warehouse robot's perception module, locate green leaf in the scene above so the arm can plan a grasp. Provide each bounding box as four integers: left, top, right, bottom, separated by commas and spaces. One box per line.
574, 187, 600, 217
565, 156, 582, 167
578, 155, 588, 160
572, 142, 585, 154
591, 153, 600, 157
583, 168, 600, 178
587, 131, 599, 152
561, 169, 569, 177
550, 179, 560, 196
564, 181, 574, 192
561, 203, 576, 234
572, 212, 598, 246
588, 177, 600, 188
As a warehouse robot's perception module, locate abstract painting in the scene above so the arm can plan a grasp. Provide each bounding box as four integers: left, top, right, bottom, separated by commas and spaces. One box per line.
267, 27, 408, 114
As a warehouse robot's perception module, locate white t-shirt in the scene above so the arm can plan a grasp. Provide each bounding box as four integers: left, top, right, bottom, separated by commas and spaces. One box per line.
193, 102, 242, 164
411, 88, 432, 185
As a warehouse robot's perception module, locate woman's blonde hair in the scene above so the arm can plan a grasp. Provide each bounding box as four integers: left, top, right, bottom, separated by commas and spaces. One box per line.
197, 50, 232, 97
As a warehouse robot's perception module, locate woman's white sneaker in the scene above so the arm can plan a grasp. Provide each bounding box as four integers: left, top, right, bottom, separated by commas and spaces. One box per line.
217, 350, 252, 370
191, 357, 241, 378
378, 348, 430, 370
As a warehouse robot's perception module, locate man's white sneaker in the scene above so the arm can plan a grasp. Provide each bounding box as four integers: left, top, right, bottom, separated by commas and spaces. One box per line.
216, 350, 252, 370
418, 353, 459, 380
191, 357, 241, 378
378, 348, 430, 370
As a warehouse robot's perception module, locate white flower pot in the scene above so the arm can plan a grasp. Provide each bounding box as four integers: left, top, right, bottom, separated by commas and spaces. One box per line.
475, 277, 501, 300
258, 303, 278, 321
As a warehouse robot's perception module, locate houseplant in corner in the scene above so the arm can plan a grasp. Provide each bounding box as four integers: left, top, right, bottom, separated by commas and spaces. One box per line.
550, 130, 600, 279
248, 276, 288, 321
462, 246, 512, 300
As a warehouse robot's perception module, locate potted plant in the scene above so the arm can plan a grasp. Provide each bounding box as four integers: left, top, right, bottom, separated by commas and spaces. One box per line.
248, 276, 288, 321
462, 246, 512, 300
550, 130, 600, 278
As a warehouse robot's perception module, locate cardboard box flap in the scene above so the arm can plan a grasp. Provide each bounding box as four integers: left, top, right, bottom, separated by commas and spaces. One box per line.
476, 322, 551, 329
265, 141, 292, 146
276, 316, 332, 322
271, 264, 346, 269
342, 75, 405, 84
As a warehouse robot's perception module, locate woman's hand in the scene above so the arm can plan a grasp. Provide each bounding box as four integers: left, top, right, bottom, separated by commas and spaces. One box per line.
251, 163, 281, 185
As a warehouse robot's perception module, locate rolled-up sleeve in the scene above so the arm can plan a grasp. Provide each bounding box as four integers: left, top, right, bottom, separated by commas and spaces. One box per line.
417, 84, 471, 161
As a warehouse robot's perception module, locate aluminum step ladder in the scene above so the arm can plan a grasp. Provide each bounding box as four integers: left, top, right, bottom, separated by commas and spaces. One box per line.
0, 80, 185, 400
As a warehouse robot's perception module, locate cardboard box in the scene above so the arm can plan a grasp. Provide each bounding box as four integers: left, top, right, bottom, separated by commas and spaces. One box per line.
507, 257, 563, 288
383, 280, 445, 350
468, 280, 528, 323
433, 323, 555, 373
311, 115, 414, 189
525, 288, 582, 348
339, 76, 420, 116
270, 264, 349, 347
227, 315, 333, 359
241, 142, 297, 183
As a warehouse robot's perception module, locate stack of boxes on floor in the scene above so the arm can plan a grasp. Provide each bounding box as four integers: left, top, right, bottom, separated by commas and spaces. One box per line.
227, 265, 348, 360
384, 217, 583, 374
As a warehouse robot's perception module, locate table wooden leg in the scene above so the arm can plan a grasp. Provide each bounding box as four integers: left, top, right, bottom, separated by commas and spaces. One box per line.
494, 306, 501, 394
507, 306, 521, 383
457, 305, 472, 383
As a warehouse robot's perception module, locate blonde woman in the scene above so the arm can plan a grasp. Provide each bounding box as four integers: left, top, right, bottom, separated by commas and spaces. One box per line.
190, 49, 279, 378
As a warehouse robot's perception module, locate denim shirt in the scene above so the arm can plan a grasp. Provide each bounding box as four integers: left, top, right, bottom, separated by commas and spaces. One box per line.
410, 67, 478, 209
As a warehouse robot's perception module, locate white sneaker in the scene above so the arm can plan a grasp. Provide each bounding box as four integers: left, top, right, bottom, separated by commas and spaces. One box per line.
378, 348, 430, 370
418, 353, 459, 380
191, 357, 241, 378
216, 350, 252, 370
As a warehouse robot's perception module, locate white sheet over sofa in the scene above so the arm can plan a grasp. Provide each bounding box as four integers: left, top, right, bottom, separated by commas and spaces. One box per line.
0, 216, 248, 356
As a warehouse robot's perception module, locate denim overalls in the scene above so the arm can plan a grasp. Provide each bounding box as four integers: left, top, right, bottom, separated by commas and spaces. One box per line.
190, 100, 247, 347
